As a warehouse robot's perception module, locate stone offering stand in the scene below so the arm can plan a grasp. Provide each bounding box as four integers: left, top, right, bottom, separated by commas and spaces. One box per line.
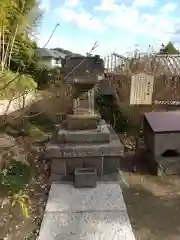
45, 55, 124, 183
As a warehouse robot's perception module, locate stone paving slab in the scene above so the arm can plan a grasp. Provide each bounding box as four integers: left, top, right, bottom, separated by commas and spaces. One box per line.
45, 183, 127, 213
38, 211, 136, 240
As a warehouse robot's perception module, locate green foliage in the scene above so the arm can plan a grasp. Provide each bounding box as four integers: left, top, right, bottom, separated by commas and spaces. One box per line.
0, 160, 32, 194
11, 190, 30, 218
0, 71, 37, 99
0, 0, 42, 72
28, 124, 45, 137
29, 113, 55, 132
11, 40, 40, 75
34, 66, 63, 89
34, 67, 51, 88
23, 232, 36, 240
17, 120, 45, 137
160, 42, 179, 54
95, 95, 131, 132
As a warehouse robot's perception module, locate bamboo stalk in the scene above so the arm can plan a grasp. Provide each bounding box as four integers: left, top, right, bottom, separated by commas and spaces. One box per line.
7, 25, 18, 68
1, 22, 4, 72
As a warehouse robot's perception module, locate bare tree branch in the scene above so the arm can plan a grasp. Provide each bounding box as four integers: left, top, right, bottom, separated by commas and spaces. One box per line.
43, 23, 60, 48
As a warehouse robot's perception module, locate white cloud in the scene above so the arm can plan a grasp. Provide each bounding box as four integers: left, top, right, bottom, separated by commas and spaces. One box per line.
94, 1, 178, 43
38, 35, 100, 55
40, 0, 180, 56
104, 5, 140, 32
161, 3, 177, 14
56, 6, 105, 31
132, 0, 157, 8
94, 0, 119, 12
64, 0, 80, 8
38, 34, 137, 57
39, 0, 50, 12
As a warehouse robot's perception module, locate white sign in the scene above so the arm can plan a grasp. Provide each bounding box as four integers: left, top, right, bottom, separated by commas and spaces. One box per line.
154, 100, 180, 106
130, 73, 154, 105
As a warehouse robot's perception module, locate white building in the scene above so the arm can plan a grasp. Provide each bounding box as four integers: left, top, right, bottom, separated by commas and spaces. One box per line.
38, 48, 66, 69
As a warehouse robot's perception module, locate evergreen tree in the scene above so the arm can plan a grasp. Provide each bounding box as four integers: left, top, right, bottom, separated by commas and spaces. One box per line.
159, 42, 179, 54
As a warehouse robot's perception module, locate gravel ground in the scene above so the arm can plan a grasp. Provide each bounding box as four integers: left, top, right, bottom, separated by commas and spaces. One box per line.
120, 151, 180, 240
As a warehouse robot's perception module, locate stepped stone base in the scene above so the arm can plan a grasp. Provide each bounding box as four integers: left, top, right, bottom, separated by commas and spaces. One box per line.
45, 125, 124, 180
63, 113, 101, 130
57, 120, 110, 143
49, 156, 121, 180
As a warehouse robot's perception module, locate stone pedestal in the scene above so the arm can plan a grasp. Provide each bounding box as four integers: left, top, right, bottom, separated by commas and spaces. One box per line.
45, 55, 124, 182
46, 121, 124, 181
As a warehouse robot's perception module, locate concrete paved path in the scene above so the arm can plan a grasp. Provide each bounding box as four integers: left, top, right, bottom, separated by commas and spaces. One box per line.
38, 182, 136, 240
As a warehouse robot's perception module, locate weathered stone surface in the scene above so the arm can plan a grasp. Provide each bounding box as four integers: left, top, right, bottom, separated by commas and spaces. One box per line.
83, 157, 103, 176
103, 156, 120, 174
66, 158, 82, 175
49, 174, 64, 184
45, 183, 126, 212
46, 132, 123, 158
51, 159, 66, 175
38, 211, 135, 240
57, 121, 110, 144
64, 114, 100, 130
38, 183, 135, 240
74, 168, 97, 188
46, 122, 124, 177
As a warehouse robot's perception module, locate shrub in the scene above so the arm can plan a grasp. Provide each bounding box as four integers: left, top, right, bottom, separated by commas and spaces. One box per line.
0, 71, 37, 99
95, 95, 131, 132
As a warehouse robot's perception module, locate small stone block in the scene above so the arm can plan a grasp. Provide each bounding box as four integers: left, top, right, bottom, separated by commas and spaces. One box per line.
83, 157, 103, 176
74, 167, 97, 188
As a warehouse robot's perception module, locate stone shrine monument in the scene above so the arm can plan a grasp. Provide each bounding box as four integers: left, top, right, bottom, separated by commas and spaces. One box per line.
45, 55, 124, 183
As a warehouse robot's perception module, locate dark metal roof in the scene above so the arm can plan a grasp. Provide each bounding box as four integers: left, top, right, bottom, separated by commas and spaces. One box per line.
38, 48, 54, 57
144, 111, 180, 133
52, 50, 66, 59
38, 48, 66, 59
53, 48, 84, 57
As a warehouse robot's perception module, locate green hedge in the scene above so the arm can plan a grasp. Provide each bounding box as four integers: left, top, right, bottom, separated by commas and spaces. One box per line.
95, 95, 131, 132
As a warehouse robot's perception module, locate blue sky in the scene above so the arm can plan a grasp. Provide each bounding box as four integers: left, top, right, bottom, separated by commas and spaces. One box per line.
38, 0, 180, 57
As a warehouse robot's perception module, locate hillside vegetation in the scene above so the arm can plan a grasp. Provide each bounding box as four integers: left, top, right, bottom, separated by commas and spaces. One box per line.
0, 0, 41, 98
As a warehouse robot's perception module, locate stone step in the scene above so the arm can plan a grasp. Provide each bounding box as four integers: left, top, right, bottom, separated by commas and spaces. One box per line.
57, 123, 110, 143
50, 156, 121, 178
37, 183, 136, 240
46, 140, 124, 159
63, 113, 101, 130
